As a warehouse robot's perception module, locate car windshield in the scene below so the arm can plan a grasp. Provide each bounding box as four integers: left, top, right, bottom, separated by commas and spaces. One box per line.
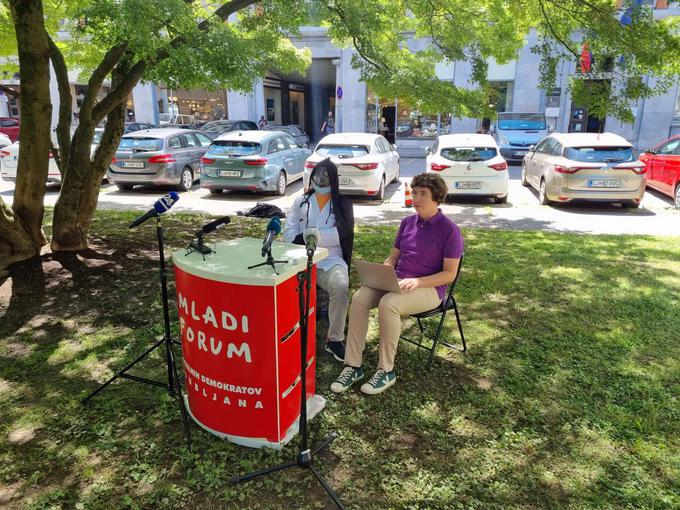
440, 147, 497, 161
203, 122, 234, 132
564, 146, 636, 163
208, 140, 261, 156
315, 144, 369, 158
93, 132, 103, 145
118, 137, 163, 152
498, 114, 546, 130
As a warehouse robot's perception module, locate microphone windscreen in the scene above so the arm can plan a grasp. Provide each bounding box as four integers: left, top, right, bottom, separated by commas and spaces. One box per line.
267, 216, 282, 235
154, 192, 180, 213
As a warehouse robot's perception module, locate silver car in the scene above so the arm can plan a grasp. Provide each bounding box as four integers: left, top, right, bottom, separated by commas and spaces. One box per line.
521, 132, 647, 208
107, 128, 212, 191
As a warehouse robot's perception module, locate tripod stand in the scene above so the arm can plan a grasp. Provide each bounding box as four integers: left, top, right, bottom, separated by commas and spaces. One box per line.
247, 247, 288, 275
231, 251, 346, 509
82, 214, 192, 451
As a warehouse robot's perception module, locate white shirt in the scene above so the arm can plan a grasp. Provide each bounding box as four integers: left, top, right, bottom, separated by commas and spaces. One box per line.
283, 193, 347, 273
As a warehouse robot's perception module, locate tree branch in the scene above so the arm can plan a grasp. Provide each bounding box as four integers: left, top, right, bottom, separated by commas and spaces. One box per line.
79, 43, 128, 121
0, 84, 20, 98
48, 35, 72, 172
538, 0, 579, 58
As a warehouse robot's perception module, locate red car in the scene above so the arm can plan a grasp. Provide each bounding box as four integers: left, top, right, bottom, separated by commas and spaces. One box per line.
640, 135, 680, 208
0, 117, 19, 142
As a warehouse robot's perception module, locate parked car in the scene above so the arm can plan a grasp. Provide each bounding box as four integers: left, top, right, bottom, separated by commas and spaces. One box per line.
425, 134, 508, 203
303, 133, 400, 202
199, 130, 310, 195
0, 133, 11, 148
107, 128, 212, 191
493, 112, 550, 163
521, 132, 646, 207
200, 120, 258, 136
124, 122, 157, 134
1, 141, 62, 184
639, 135, 680, 208
262, 124, 310, 148
0, 117, 20, 142
159, 113, 195, 126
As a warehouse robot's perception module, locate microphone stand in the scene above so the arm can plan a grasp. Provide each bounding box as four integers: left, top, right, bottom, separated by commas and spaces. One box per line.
231, 245, 346, 510
247, 247, 288, 275
82, 214, 192, 451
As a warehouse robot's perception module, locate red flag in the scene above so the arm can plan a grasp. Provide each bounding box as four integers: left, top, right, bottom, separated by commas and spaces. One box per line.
580, 42, 592, 74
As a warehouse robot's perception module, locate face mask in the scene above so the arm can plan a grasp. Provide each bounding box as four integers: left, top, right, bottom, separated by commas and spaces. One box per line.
312, 183, 331, 194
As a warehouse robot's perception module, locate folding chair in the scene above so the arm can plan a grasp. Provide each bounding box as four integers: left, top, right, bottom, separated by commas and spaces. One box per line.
399, 255, 466, 370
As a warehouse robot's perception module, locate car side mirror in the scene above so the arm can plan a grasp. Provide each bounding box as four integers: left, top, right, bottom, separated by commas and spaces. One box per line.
528, 145, 536, 152
644, 149, 657, 155
548, 126, 554, 133
425, 146, 431, 154
391, 144, 398, 151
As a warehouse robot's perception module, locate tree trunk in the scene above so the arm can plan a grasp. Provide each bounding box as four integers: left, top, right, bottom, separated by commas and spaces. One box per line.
0, 0, 53, 269
51, 64, 127, 251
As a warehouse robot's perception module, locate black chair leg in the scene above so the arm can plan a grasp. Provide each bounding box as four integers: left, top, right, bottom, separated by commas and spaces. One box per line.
452, 299, 466, 353
425, 311, 448, 371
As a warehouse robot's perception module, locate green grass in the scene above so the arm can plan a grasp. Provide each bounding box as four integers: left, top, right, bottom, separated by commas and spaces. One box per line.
1, 210, 679, 509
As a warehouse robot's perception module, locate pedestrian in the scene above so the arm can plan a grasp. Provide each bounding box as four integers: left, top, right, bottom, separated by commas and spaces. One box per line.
330, 173, 463, 395
321, 110, 335, 136
258, 115, 267, 129
283, 158, 355, 363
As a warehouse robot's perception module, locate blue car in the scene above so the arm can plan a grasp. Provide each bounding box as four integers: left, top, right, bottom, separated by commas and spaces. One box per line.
200, 130, 311, 195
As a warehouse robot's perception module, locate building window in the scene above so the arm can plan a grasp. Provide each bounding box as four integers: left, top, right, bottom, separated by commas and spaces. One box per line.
546, 87, 561, 108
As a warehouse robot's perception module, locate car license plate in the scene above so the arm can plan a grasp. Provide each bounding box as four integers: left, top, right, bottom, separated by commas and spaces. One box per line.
121, 161, 145, 169
339, 178, 350, 185
514, 151, 528, 157
219, 170, 240, 177
455, 181, 482, 190
588, 179, 621, 188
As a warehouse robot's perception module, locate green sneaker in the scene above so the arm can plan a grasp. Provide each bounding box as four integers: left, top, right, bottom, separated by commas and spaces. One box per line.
360, 369, 396, 395
330, 366, 364, 393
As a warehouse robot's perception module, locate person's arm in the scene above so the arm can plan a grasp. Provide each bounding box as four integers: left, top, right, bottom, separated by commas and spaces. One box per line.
398, 257, 460, 292
320, 120, 326, 133
384, 248, 400, 267
282, 198, 304, 244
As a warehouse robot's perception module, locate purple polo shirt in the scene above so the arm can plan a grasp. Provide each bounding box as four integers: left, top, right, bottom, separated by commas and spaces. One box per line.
394, 209, 464, 300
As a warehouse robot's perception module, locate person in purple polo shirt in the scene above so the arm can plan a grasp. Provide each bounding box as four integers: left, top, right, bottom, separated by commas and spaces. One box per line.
331, 173, 464, 395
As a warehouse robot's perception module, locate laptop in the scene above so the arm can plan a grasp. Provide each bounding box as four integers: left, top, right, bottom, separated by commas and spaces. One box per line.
355, 260, 402, 294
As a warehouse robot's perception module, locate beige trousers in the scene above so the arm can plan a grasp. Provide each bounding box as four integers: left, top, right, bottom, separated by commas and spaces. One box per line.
344, 286, 440, 372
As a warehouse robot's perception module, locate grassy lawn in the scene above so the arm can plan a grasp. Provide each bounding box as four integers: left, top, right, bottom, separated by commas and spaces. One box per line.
1, 209, 679, 510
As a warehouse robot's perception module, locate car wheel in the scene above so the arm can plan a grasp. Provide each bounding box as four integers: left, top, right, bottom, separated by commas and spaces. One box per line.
116, 184, 134, 191
209, 188, 222, 195
495, 195, 508, 204
177, 167, 193, 192
520, 165, 529, 186
373, 175, 386, 202
539, 179, 551, 206
675, 184, 680, 209
275, 171, 287, 196
391, 163, 400, 183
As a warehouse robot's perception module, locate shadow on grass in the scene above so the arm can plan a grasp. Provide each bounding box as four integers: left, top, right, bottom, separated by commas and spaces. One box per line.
1, 216, 679, 509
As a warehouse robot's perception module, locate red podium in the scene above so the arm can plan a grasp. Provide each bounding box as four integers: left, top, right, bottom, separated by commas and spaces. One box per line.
172, 238, 327, 449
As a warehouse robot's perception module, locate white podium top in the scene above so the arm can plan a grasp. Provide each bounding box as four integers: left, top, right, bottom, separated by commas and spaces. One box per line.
172, 237, 328, 286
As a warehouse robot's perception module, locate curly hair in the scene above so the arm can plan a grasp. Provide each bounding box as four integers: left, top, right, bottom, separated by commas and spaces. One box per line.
410, 173, 448, 204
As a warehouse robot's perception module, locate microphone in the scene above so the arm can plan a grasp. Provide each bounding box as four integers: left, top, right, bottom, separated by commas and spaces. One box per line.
197, 216, 231, 236
261, 217, 282, 257
303, 227, 320, 257
128, 192, 179, 229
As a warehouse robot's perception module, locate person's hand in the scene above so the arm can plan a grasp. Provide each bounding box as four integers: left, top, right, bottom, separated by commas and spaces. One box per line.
398, 278, 420, 292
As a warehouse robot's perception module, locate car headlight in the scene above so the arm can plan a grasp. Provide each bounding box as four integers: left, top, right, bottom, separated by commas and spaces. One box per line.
500, 138, 509, 145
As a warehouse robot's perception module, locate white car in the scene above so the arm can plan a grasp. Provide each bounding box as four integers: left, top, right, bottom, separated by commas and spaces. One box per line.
425, 134, 509, 203
0, 141, 62, 184
303, 133, 400, 202
0, 133, 11, 148
521, 132, 646, 207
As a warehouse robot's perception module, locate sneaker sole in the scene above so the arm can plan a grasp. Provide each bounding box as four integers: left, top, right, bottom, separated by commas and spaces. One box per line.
325, 345, 345, 362
330, 373, 364, 394
360, 376, 397, 395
